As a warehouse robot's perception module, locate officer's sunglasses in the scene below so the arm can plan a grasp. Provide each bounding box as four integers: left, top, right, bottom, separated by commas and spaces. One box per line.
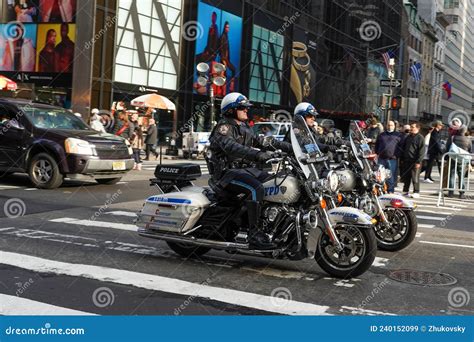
236, 106, 249, 111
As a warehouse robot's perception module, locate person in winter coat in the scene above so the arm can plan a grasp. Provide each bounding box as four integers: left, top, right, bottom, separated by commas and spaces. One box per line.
424, 121, 444, 183
90, 109, 106, 133
446, 126, 472, 199
366, 118, 382, 148
130, 125, 144, 170
144, 119, 159, 160
400, 122, 425, 198
375, 121, 403, 193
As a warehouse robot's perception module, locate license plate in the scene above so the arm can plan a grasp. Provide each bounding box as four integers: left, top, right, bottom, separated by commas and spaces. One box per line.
112, 161, 126, 170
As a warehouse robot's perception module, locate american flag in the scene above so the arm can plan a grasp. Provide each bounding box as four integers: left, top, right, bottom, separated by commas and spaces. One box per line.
410, 62, 422, 82
381, 50, 395, 72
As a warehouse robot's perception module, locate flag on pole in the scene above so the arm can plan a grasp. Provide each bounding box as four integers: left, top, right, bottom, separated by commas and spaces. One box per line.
442, 81, 452, 99
381, 50, 395, 73
410, 62, 422, 82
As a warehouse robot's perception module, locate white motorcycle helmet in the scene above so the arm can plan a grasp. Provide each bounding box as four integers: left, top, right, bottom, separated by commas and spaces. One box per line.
220, 92, 253, 116
294, 102, 319, 117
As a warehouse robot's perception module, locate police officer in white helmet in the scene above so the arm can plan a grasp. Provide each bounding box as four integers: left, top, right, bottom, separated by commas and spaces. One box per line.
207, 92, 292, 249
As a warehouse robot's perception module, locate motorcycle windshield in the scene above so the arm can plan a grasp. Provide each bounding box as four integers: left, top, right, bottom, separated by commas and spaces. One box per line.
290, 115, 322, 180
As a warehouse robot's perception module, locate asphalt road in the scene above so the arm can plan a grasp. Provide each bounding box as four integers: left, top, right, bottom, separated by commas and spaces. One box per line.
0, 159, 473, 316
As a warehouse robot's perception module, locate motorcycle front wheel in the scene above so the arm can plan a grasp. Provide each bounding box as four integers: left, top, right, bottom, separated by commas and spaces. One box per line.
374, 209, 417, 251
315, 225, 377, 278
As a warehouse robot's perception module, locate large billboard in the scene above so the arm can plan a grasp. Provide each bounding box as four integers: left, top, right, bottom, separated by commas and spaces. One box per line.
248, 25, 284, 105
193, 0, 242, 96
289, 27, 318, 107
114, 0, 182, 90
0, 0, 77, 82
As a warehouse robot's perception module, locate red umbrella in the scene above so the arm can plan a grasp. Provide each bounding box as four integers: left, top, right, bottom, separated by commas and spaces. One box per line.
0, 75, 17, 91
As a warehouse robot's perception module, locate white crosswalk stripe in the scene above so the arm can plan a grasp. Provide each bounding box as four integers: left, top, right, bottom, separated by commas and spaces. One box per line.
0, 251, 332, 315
0, 294, 95, 315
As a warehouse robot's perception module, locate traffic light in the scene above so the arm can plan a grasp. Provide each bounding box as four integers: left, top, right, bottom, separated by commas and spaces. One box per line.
390, 96, 402, 110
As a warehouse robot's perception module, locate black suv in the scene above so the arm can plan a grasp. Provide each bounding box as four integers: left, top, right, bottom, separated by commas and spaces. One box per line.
0, 99, 134, 189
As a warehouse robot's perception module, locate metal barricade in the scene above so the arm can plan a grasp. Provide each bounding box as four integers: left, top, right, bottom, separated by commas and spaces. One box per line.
437, 152, 474, 206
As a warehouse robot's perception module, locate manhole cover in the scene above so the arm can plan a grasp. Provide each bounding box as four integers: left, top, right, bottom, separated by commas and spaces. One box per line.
388, 270, 457, 286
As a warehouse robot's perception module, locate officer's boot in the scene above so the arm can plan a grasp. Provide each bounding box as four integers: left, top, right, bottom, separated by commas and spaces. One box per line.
246, 200, 275, 250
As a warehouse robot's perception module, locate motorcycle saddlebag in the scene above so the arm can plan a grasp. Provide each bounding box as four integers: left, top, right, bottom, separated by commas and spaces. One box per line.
154, 163, 201, 181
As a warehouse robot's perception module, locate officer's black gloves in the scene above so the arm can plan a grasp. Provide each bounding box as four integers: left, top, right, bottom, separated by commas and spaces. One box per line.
256, 151, 274, 163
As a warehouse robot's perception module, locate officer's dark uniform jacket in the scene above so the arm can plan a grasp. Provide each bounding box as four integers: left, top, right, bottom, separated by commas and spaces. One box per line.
207, 118, 291, 187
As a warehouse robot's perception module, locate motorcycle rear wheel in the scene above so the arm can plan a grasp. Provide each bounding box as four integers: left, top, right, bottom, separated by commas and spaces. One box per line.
166, 242, 211, 258
375, 209, 417, 251
315, 225, 377, 278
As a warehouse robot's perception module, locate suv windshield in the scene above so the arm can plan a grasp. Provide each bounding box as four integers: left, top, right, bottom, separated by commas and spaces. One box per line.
22, 106, 90, 130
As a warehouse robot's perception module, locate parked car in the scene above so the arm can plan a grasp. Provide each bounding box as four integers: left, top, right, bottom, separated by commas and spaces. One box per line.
0, 99, 134, 189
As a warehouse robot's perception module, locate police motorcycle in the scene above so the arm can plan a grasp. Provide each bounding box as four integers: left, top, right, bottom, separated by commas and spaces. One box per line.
135, 115, 378, 278
332, 121, 417, 251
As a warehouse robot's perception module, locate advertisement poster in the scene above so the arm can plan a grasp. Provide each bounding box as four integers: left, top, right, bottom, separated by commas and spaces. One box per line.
289, 27, 318, 107
3, 0, 76, 23
0, 23, 37, 72
248, 24, 284, 105
36, 23, 76, 73
193, 0, 242, 96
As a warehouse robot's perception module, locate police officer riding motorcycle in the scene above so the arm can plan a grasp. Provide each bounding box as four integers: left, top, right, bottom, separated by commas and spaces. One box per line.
207, 92, 292, 249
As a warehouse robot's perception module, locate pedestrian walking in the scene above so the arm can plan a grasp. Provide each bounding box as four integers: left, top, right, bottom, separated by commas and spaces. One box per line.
114, 112, 131, 140
375, 120, 403, 193
130, 125, 144, 170
400, 122, 425, 198
145, 118, 159, 160
424, 121, 444, 183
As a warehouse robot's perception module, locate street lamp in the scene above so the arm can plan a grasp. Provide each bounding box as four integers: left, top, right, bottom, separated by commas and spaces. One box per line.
196, 62, 226, 129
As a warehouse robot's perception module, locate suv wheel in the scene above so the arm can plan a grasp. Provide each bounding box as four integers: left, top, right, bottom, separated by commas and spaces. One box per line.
28, 153, 63, 189
96, 177, 122, 185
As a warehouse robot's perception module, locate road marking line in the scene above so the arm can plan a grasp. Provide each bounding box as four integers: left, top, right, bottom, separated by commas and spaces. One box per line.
0, 294, 96, 316
416, 233, 423, 238
416, 205, 461, 211
416, 215, 447, 221
419, 241, 474, 249
416, 209, 453, 215
0, 252, 331, 316
104, 211, 137, 217
0, 227, 15, 232
373, 257, 389, 267
24, 188, 38, 191
418, 224, 435, 229
50, 218, 137, 232
0, 185, 20, 190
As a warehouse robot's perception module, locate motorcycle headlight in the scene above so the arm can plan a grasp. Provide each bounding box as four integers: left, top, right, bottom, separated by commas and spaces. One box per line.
64, 138, 96, 156
327, 171, 339, 192
375, 165, 387, 183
